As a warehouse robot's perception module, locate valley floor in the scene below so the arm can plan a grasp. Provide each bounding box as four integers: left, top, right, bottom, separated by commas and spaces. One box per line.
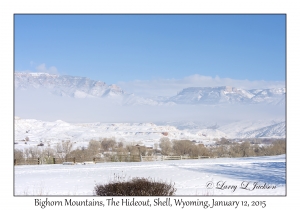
14, 155, 286, 196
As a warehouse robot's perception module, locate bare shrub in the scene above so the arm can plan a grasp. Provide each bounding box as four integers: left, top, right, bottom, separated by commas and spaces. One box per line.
94, 177, 176, 196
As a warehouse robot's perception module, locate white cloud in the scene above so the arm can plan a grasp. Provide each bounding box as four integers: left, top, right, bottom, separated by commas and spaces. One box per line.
36, 63, 59, 74
117, 74, 285, 97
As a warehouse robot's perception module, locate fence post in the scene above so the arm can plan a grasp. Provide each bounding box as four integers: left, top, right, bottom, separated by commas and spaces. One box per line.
38, 158, 40, 165
53, 157, 56, 164
93, 157, 95, 163
180, 156, 182, 160
73, 157, 75, 164
140, 155, 143, 162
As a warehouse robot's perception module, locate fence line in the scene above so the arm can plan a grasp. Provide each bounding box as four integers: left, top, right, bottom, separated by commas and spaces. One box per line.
14, 155, 212, 166
141, 155, 211, 161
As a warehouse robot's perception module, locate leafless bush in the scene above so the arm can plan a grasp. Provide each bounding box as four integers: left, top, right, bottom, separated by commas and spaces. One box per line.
94, 177, 176, 196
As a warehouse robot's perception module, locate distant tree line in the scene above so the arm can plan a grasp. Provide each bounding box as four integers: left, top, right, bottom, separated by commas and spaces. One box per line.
14, 137, 286, 164
14, 137, 158, 164
159, 137, 286, 158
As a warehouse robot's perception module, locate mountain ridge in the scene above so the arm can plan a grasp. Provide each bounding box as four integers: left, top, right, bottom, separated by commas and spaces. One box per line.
15, 72, 286, 106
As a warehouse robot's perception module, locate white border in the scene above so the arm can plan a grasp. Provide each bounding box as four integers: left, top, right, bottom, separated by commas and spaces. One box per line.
1, 0, 298, 209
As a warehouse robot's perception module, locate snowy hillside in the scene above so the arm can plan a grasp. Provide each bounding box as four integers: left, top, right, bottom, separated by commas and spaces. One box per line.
14, 117, 286, 151
217, 120, 286, 138
236, 122, 286, 138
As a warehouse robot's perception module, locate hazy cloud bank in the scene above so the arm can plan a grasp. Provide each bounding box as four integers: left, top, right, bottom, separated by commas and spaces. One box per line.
15, 89, 285, 124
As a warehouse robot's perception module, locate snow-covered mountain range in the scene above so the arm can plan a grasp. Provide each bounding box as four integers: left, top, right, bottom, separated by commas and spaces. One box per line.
166, 86, 285, 105
15, 72, 285, 106
15, 72, 125, 98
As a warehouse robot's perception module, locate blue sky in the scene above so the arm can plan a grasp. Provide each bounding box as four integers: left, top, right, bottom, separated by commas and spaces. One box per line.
15, 14, 286, 85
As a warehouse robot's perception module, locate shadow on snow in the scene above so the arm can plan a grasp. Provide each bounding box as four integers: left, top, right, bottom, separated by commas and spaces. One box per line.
175, 161, 286, 185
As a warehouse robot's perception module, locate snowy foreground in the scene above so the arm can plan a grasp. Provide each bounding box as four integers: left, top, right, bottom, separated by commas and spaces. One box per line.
14, 155, 285, 196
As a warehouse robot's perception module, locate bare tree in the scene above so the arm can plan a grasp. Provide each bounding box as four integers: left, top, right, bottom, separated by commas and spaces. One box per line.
14, 149, 24, 160
42, 146, 56, 163
24, 146, 42, 159
101, 138, 116, 151
239, 141, 254, 157
117, 141, 124, 148
159, 137, 172, 155
87, 140, 102, 157
115, 146, 128, 155
56, 140, 74, 161
172, 140, 194, 156
70, 148, 90, 162
269, 140, 286, 155
126, 145, 139, 155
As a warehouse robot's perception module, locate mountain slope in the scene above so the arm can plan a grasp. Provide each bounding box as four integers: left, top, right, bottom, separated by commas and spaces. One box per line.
237, 122, 286, 138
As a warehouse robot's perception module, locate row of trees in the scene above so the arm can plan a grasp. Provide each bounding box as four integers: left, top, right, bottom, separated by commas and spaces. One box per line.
14, 140, 75, 164
14, 137, 286, 164
159, 137, 286, 158
14, 137, 156, 164
159, 138, 209, 157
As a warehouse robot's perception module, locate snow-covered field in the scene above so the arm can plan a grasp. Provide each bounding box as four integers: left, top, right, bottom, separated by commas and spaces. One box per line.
14, 154, 285, 196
